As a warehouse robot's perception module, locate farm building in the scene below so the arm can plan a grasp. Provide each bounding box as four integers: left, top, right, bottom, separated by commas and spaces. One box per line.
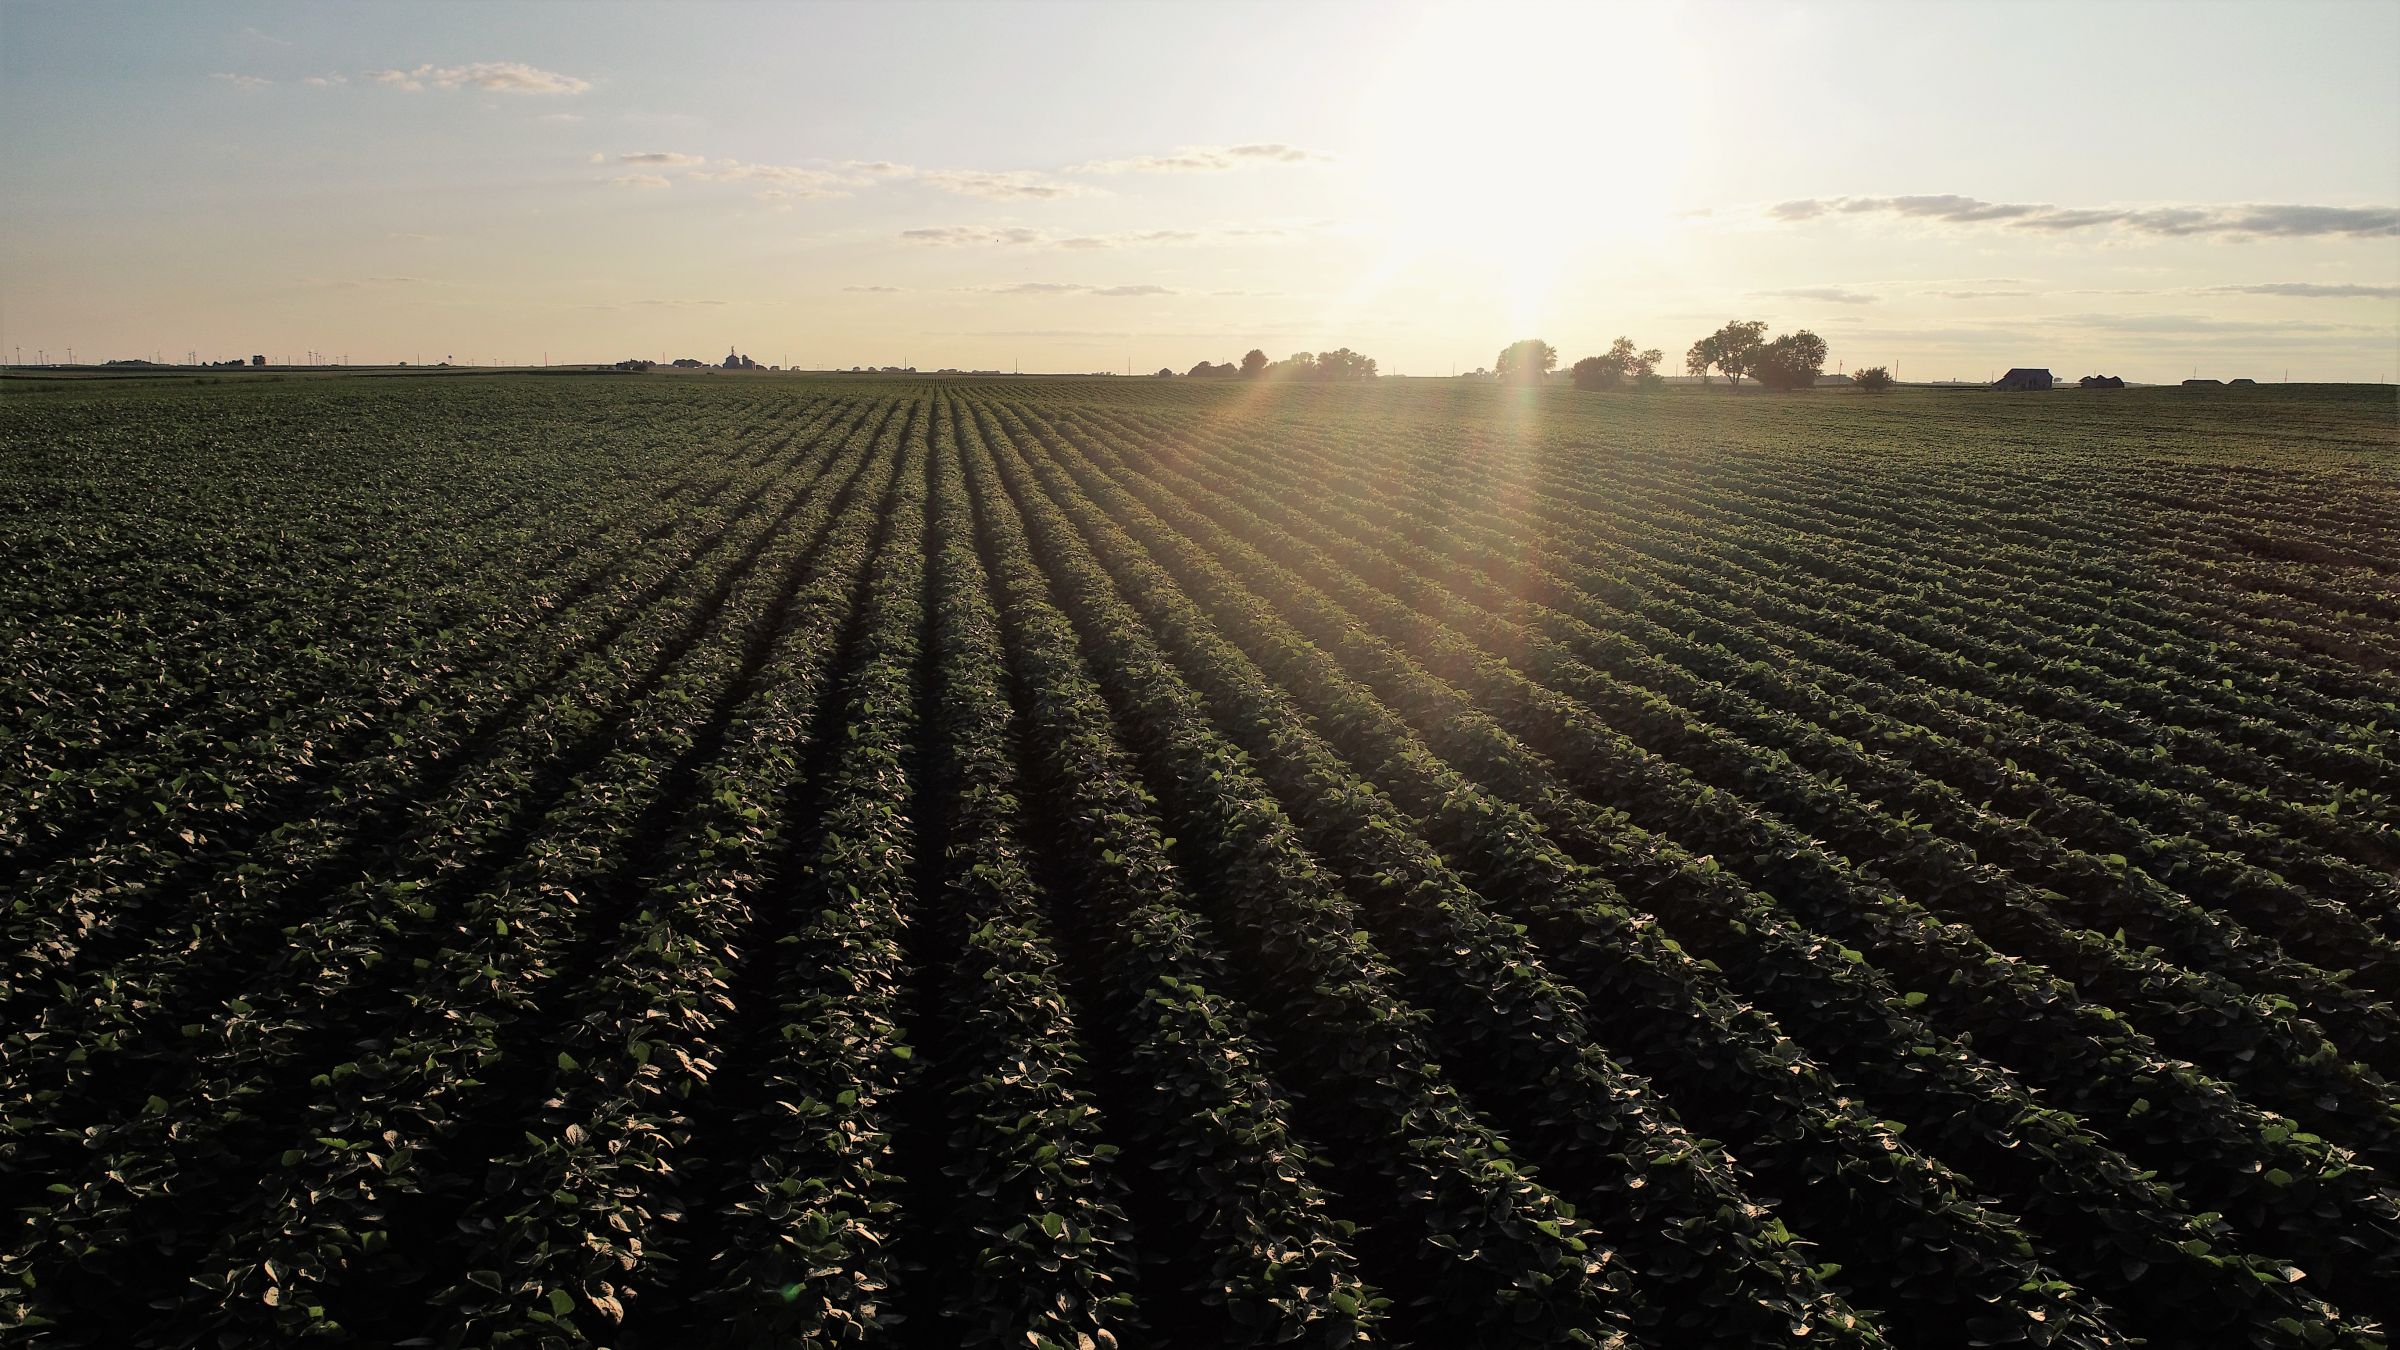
2183, 378, 2223, 387
2228, 377, 2258, 386
1992, 368, 2053, 391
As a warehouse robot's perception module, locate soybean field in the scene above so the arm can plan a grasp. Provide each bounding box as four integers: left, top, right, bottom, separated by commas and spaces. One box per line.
3, 373, 2397, 1349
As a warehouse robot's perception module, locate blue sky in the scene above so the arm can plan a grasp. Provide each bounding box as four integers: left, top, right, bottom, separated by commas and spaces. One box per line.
4, 0, 2396, 379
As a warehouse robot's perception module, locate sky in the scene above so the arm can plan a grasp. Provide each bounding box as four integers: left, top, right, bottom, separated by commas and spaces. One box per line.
3, 0, 2397, 382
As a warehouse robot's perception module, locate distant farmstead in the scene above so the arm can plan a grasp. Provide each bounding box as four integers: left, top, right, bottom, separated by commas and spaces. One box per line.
1992, 368, 2053, 391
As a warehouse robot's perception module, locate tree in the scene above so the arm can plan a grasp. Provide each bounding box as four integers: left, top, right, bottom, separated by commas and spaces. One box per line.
1240, 348, 1270, 378
1693, 320, 1767, 388
1270, 351, 1319, 380
1570, 355, 1619, 390
1853, 365, 1893, 392
1495, 339, 1557, 385
1684, 336, 1718, 386
1317, 347, 1378, 381
1751, 330, 1829, 391
1155, 367, 1175, 378
1571, 337, 1664, 391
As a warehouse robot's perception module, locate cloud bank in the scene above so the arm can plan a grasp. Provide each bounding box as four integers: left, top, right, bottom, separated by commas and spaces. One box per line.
367, 62, 591, 95
901, 223, 1314, 249
1764, 195, 2396, 240
1761, 286, 1879, 305
976, 282, 1175, 296
916, 169, 1088, 200
2206, 281, 2399, 299
1071, 143, 1331, 173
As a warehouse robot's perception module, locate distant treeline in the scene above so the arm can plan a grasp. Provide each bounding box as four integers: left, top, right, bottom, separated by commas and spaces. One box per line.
1181, 321, 1891, 392
1186, 348, 1380, 381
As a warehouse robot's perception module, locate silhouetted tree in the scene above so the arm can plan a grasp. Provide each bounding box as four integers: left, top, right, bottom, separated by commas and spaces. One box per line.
1316, 347, 1378, 381
1268, 351, 1319, 380
1684, 338, 1716, 385
1751, 330, 1829, 391
1573, 337, 1663, 390
1854, 365, 1893, 392
1155, 367, 1174, 378
1687, 320, 1767, 389
1496, 339, 1556, 385
1240, 348, 1270, 378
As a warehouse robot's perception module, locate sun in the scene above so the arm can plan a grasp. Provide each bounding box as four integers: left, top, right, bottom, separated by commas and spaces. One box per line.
1349, 3, 1694, 333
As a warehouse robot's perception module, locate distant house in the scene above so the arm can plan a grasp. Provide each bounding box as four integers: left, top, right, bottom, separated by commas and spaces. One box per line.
1991, 368, 2053, 391
2078, 375, 2126, 389
2228, 377, 2257, 386
2182, 378, 2222, 387
1814, 372, 1854, 387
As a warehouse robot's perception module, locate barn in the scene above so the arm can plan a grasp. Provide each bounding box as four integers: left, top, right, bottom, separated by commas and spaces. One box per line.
1992, 368, 2054, 391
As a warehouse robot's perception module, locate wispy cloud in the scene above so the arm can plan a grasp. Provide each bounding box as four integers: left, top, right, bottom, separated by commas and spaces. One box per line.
842, 285, 903, 293
1762, 194, 2397, 240
313, 275, 451, 290
685, 160, 851, 196
1070, 143, 1331, 173
605, 173, 671, 190
904, 221, 1321, 250
1059, 230, 1198, 250
617, 151, 708, 166
366, 62, 592, 95
2043, 312, 2382, 335
212, 73, 273, 89
301, 73, 346, 88
901, 225, 1049, 246
1761, 286, 1879, 305
917, 169, 1090, 200
1066, 223, 1319, 249
1928, 289, 2034, 299
2206, 281, 2399, 299
973, 282, 1176, 296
